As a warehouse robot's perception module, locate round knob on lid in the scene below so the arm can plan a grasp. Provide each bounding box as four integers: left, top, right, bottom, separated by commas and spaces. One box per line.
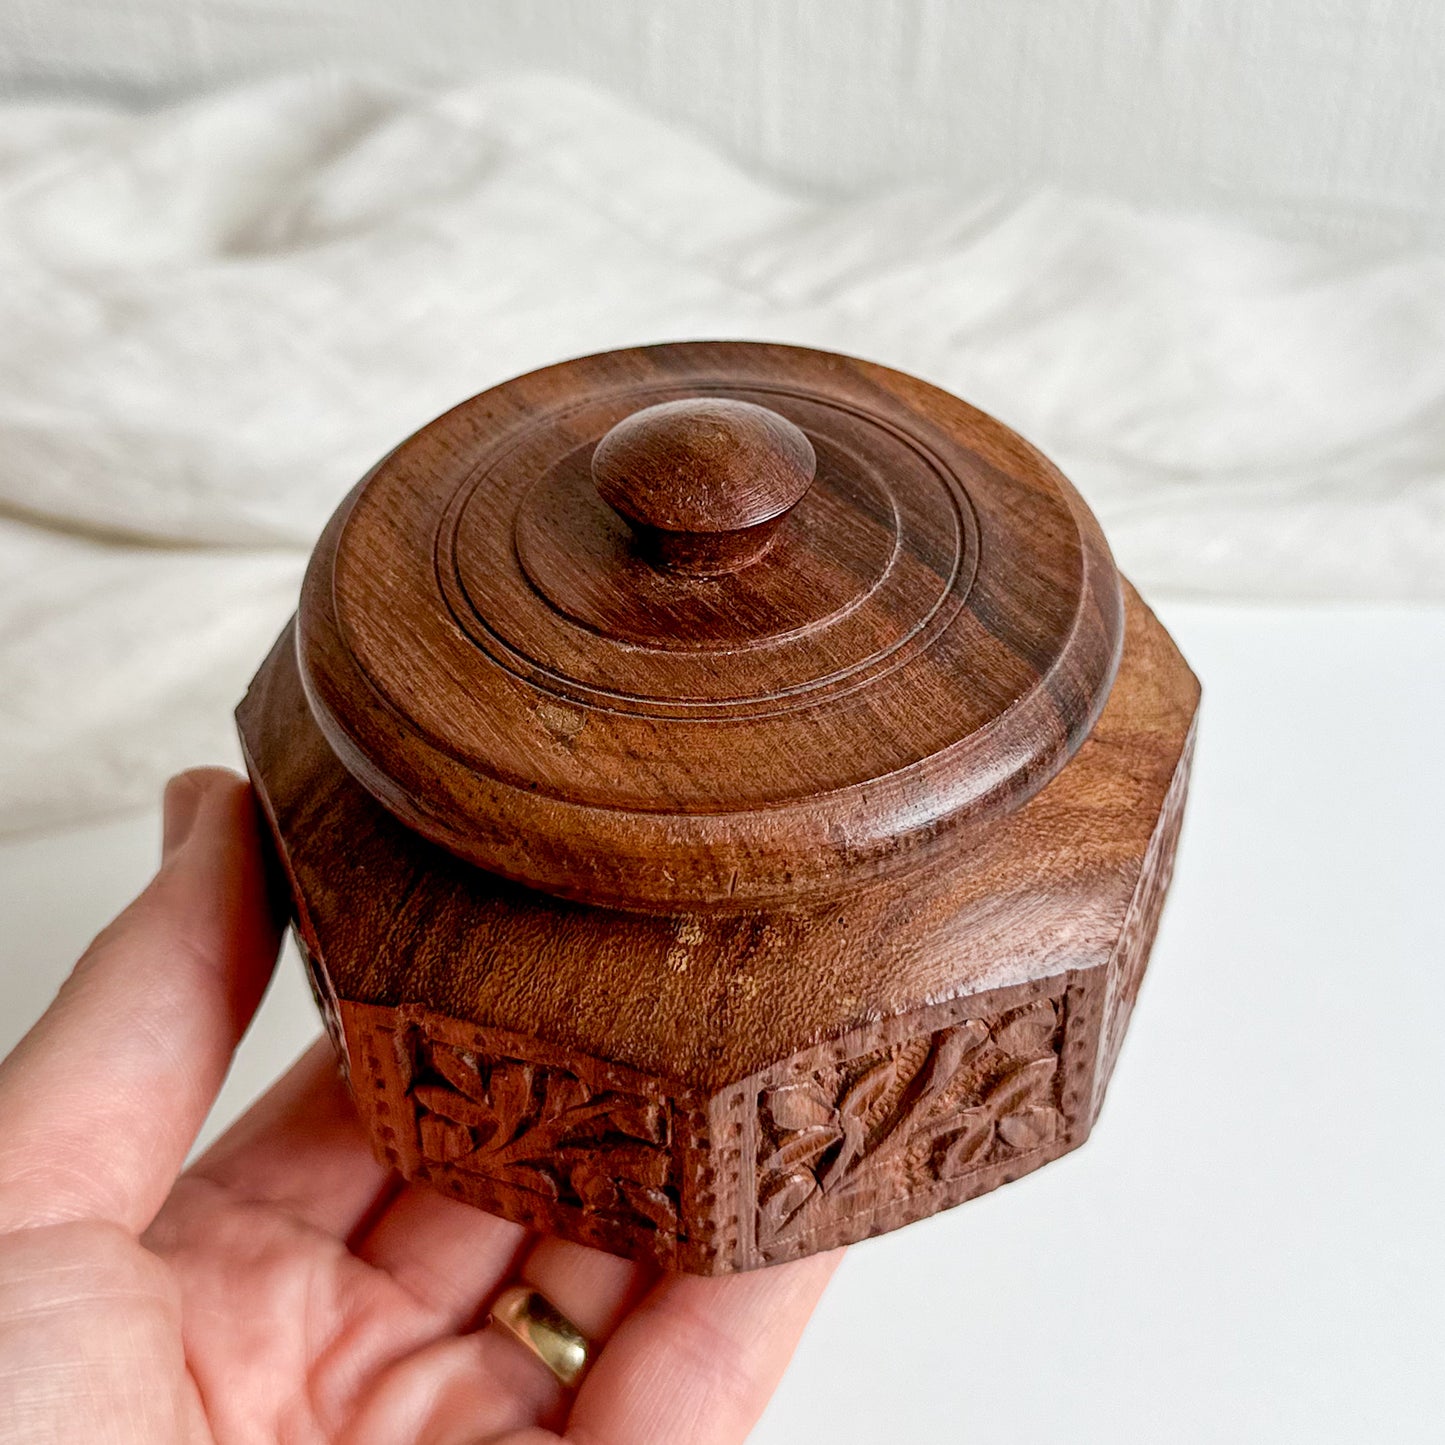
591, 398, 817, 574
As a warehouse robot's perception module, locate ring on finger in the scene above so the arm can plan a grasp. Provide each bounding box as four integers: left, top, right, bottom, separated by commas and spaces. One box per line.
486, 1284, 591, 1388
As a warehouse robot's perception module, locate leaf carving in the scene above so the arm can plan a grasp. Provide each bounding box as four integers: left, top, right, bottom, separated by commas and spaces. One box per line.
608, 1100, 668, 1145
993, 1001, 1058, 1058
496, 1163, 561, 1200
621, 1182, 678, 1233
430, 1047, 488, 1101
766, 1082, 836, 1132
542, 1072, 590, 1119
996, 1105, 1061, 1151
839, 1060, 897, 1123
984, 1055, 1058, 1117
412, 1085, 495, 1132
755, 1000, 1070, 1250
759, 1171, 818, 1236
487, 1062, 536, 1144
407, 1041, 680, 1240
419, 1113, 471, 1161
917, 1020, 989, 1101
820, 1048, 936, 1192
820, 1112, 869, 1193
599, 1143, 671, 1189
934, 1111, 992, 1178
570, 1149, 673, 1226
570, 1159, 621, 1211
762, 1124, 841, 1178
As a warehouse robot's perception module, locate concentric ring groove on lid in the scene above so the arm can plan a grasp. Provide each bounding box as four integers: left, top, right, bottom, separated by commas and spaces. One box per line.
297, 341, 1123, 912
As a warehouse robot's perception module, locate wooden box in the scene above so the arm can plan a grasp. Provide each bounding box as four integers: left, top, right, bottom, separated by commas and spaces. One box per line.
238, 342, 1198, 1274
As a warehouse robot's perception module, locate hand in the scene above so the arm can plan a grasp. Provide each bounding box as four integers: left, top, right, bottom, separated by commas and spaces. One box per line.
0, 769, 838, 1443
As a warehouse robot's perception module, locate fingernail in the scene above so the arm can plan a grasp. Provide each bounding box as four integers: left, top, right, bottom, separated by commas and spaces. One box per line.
162, 774, 204, 860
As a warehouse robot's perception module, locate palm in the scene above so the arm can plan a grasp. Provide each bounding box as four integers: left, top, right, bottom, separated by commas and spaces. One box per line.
0, 772, 835, 1445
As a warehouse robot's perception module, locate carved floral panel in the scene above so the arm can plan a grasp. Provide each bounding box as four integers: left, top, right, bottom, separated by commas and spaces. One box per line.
398, 1020, 682, 1241
755, 994, 1067, 1257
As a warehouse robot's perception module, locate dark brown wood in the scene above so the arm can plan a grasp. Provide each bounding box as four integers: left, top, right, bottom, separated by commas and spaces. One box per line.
240, 582, 1197, 1273
591, 397, 817, 573
295, 342, 1125, 913
237, 339, 1199, 1273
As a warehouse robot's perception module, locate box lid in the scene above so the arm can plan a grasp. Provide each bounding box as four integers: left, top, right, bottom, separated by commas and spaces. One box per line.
296, 341, 1123, 911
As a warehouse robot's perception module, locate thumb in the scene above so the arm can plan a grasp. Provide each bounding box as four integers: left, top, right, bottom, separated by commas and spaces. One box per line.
0, 769, 282, 1235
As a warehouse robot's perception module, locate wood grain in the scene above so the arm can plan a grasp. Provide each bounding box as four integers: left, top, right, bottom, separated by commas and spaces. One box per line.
295, 341, 1126, 912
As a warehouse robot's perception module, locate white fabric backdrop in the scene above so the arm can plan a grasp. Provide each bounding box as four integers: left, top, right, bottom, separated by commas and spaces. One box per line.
1, 73, 1442, 833
2, 1, 1442, 245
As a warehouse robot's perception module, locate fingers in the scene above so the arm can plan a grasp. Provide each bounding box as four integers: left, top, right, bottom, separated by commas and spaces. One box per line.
354, 1182, 529, 1327
352, 1183, 832, 1445
354, 1184, 651, 1341
345, 1233, 657, 1445
346, 1326, 566, 1445
567, 1250, 843, 1445
0, 769, 281, 1235
512, 1236, 655, 1356
179, 1039, 394, 1239
350, 1242, 837, 1445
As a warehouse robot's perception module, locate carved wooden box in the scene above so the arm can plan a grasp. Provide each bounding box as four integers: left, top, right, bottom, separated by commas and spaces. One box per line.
238, 341, 1198, 1274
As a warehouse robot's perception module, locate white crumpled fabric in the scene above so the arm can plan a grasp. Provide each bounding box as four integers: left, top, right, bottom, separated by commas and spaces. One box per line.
1, 73, 1441, 833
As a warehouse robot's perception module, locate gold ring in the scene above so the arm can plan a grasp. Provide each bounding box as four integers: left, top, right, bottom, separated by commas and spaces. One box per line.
487, 1285, 590, 1388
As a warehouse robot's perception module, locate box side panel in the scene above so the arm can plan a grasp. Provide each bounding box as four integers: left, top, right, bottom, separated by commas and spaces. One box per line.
1090, 712, 1199, 1117
724, 971, 1104, 1271
338, 1000, 708, 1270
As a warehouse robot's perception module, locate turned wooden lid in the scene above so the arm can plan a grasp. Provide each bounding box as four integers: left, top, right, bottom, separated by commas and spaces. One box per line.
296, 342, 1123, 911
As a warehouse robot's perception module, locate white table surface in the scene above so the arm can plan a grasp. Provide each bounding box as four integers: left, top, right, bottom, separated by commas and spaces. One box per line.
2, 601, 1442, 1443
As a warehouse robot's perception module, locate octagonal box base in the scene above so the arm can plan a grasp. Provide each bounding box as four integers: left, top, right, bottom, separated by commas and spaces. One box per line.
239, 583, 1197, 1275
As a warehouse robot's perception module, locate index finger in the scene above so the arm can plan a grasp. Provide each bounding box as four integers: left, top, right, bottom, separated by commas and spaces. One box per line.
0, 769, 281, 1235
